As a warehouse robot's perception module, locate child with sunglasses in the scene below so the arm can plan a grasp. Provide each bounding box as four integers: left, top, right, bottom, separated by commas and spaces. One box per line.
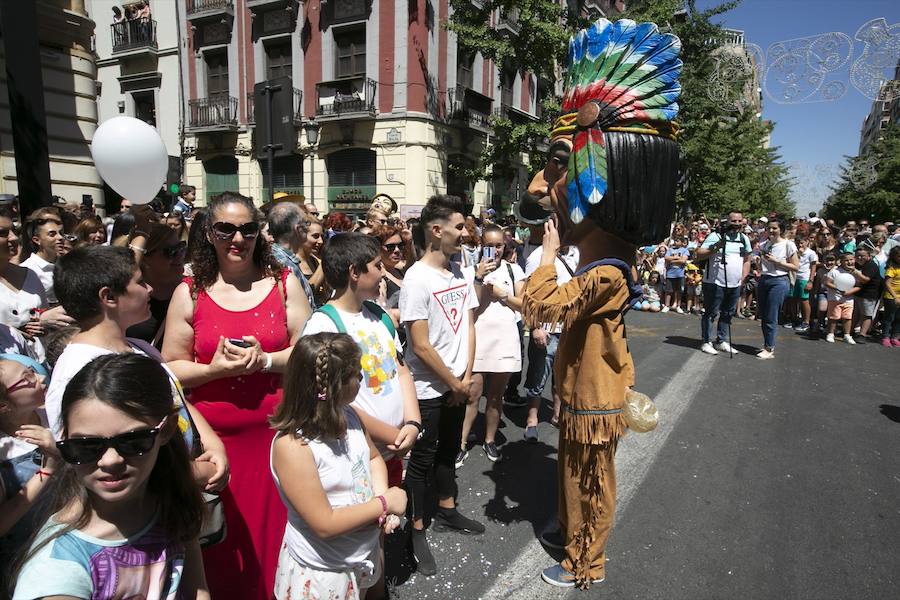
0, 356, 58, 593
269, 333, 407, 600
11, 353, 210, 599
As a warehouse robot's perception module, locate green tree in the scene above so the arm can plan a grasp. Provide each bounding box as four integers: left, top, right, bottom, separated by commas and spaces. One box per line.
446, 0, 793, 217
672, 0, 793, 218
822, 125, 900, 223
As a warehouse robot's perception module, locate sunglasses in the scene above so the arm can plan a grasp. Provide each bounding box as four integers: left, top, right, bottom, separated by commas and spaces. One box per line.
6, 367, 39, 394
0, 226, 20, 238
56, 416, 168, 465
211, 221, 260, 240
383, 242, 403, 252
62, 234, 78, 243
156, 241, 187, 259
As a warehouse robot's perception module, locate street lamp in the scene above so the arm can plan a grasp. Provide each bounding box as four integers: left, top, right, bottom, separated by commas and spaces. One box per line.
304, 121, 321, 209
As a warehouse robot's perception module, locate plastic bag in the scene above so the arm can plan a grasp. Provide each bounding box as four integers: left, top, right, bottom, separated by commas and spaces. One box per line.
624, 389, 658, 433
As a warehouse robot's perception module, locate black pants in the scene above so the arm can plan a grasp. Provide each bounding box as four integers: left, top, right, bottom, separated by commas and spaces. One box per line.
405, 392, 464, 521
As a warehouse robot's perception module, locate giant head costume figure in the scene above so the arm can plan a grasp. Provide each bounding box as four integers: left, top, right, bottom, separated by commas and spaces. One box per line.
526, 19, 683, 247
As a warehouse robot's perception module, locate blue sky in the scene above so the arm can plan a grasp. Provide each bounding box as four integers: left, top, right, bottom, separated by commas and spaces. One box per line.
696, 0, 900, 215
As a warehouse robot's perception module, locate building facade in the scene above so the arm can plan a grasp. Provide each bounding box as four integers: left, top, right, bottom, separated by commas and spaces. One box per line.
0, 0, 103, 209
178, 0, 540, 217
88, 0, 184, 209
858, 59, 900, 156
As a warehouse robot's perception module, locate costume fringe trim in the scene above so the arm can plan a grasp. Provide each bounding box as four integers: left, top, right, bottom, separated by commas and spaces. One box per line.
560, 411, 626, 446
522, 268, 614, 332
565, 441, 617, 589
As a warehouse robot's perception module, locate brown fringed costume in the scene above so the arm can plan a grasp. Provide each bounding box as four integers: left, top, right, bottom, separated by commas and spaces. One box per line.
524, 263, 634, 585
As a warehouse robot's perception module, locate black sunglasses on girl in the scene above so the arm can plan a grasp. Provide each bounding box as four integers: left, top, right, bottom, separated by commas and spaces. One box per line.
0, 226, 20, 237
56, 416, 168, 465
156, 241, 187, 258
211, 221, 260, 240
383, 243, 403, 252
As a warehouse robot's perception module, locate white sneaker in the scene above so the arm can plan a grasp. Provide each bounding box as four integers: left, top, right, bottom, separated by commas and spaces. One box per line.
825, 333, 835, 343
844, 335, 857, 345
700, 342, 718, 355
715, 341, 738, 355
756, 349, 774, 360
661, 306, 670, 313
675, 307, 685, 314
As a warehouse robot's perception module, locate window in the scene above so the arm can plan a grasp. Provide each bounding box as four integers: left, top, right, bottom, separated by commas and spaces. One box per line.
334, 29, 366, 79
261, 155, 304, 189
133, 91, 156, 127
327, 148, 375, 186
265, 41, 292, 80
500, 69, 515, 107
206, 51, 229, 96
457, 50, 474, 89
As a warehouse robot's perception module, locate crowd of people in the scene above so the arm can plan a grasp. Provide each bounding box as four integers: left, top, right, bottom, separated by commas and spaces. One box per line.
635, 212, 900, 355
0, 188, 898, 599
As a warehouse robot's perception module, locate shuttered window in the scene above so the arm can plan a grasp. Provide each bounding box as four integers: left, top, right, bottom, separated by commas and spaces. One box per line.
327, 149, 375, 186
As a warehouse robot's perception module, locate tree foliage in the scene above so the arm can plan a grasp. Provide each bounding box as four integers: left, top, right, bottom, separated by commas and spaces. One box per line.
445, 0, 794, 217
822, 125, 900, 223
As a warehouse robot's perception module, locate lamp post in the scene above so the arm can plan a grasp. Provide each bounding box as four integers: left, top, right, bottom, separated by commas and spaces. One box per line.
304, 120, 321, 210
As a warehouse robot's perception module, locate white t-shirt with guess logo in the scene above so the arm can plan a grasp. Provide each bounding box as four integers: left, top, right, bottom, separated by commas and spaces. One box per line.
399, 261, 479, 400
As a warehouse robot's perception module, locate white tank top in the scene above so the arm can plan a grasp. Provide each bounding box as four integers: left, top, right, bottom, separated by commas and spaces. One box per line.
269, 408, 379, 573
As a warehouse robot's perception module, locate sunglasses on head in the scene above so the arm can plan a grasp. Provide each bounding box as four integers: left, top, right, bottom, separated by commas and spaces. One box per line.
33, 217, 63, 227
62, 234, 78, 243
56, 416, 168, 465
383, 242, 403, 252
0, 225, 20, 237
211, 221, 260, 240
155, 241, 187, 258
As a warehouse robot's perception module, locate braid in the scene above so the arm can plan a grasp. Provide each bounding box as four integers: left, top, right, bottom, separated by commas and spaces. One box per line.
314, 342, 332, 402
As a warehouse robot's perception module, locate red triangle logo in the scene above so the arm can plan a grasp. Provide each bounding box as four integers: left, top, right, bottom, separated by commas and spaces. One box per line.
432, 284, 468, 333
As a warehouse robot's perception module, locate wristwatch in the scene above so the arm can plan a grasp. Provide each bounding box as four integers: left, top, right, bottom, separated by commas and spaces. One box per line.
405, 420, 424, 440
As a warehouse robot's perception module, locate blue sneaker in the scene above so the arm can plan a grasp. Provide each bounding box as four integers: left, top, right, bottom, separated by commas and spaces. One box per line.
540, 563, 604, 588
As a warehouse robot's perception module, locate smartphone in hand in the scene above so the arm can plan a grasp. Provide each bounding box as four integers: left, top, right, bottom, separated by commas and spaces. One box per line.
227, 338, 252, 348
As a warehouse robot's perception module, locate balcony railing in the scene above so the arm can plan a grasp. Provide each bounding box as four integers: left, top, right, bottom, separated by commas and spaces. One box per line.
497, 7, 521, 35
247, 87, 303, 125
316, 77, 377, 118
188, 94, 239, 130
111, 19, 158, 53
493, 103, 538, 124
187, 0, 235, 19
448, 84, 492, 131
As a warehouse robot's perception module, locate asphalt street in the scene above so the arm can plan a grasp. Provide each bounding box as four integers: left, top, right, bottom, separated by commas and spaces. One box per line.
385, 310, 900, 600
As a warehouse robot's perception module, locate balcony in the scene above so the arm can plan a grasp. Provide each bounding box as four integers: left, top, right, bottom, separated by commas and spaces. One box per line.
247, 87, 303, 125
186, 0, 235, 22
448, 84, 493, 133
493, 103, 539, 125
111, 20, 158, 55
497, 7, 521, 36
315, 77, 377, 120
247, 0, 295, 9
187, 94, 239, 132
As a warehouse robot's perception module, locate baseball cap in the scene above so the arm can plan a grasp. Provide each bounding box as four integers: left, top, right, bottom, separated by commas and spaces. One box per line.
758, 216, 768, 224
699, 223, 709, 230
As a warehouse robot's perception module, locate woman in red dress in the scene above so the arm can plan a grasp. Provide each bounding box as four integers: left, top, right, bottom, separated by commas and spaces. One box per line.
163, 192, 311, 599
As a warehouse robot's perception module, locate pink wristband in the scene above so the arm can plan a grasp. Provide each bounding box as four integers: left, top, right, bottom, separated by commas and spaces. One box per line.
376, 495, 387, 526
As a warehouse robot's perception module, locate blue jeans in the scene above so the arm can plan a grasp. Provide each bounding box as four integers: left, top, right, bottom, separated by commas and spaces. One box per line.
524, 331, 560, 399
882, 298, 900, 340
701, 283, 740, 343
758, 275, 790, 349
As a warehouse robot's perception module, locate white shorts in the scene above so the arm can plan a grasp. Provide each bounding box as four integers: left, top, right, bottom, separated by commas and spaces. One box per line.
274, 542, 380, 600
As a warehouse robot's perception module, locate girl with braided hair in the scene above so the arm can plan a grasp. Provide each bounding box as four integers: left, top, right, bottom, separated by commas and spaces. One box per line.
269, 332, 407, 600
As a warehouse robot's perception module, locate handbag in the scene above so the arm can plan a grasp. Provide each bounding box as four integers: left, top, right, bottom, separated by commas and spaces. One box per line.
161, 362, 227, 548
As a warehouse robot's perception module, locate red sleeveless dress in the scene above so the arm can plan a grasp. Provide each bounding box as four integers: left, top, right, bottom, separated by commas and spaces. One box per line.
187, 272, 289, 600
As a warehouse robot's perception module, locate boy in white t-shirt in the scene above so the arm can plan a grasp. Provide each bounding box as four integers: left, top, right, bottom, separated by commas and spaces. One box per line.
824, 252, 861, 344
787, 235, 818, 332
302, 232, 421, 483
399, 195, 483, 576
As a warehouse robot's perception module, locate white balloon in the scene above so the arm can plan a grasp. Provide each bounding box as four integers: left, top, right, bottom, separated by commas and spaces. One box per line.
91, 116, 168, 205
833, 272, 856, 293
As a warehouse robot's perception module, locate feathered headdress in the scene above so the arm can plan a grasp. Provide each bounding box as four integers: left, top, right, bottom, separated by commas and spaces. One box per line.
551, 19, 683, 225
